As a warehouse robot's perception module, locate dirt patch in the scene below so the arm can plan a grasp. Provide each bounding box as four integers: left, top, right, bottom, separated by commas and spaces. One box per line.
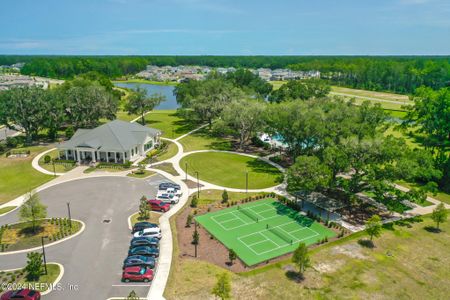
314, 259, 346, 274
182, 179, 204, 189
331, 243, 368, 260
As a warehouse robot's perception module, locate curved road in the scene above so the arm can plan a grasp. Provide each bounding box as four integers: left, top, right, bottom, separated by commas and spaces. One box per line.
0, 175, 169, 300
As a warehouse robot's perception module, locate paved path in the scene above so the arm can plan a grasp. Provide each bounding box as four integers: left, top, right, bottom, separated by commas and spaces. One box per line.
330, 91, 411, 105
31, 147, 65, 176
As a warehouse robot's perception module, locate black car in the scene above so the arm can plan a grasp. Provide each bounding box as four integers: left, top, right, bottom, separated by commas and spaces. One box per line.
128, 246, 159, 258
159, 182, 181, 191
130, 236, 159, 248
123, 255, 156, 269
132, 222, 159, 233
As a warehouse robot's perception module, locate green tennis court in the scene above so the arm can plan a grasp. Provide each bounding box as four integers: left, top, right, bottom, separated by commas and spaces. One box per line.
195, 198, 336, 266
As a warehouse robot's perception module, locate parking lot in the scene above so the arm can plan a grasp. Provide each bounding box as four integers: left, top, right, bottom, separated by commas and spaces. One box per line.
0, 175, 171, 299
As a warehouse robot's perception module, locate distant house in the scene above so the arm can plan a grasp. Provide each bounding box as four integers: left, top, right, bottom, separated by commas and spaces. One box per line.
57, 120, 161, 164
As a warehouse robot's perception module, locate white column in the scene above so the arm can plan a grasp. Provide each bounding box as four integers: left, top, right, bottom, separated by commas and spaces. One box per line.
92, 150, 96, 162
106, 152, 110, 163
76, 150, 81, 163
114, 152, 117, 163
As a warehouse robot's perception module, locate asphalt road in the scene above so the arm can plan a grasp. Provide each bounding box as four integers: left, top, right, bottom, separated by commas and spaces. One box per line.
0, 175, 170, 299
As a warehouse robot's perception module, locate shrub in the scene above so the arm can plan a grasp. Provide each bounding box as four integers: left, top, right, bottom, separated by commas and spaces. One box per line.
43, 155, 51, 164
65, 126, 75, 138
190, 195, 198, 208
5, 137, 18, 148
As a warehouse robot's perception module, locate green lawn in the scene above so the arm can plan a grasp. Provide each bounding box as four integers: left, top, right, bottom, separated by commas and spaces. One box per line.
397, 180, 450, 205
166, 214, 450, 299
180, 152, 283, 189
38, 149, 76, 173
1, 219, 82, 252
331, 86, 411, 103
194, 189, 262, 207
152, 163, 179, 176
178, 128, 233, 152
0, 146, 54, 205
144, 110, 201, 138
127, 170, 156, 179
130, 211, 161, 226
0, 263, 61, 294
196, 198, 335, 265
154, 140, 179, 162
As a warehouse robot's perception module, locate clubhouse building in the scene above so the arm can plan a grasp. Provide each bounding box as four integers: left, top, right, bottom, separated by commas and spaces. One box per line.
57, 120, 161, 164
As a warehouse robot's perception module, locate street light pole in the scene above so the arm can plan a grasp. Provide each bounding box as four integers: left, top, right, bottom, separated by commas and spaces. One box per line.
195, 171, 200, 198
52, 160, 56, 177
185, 163, 188, 181
194, 221, 198, 258
67, 202, 72, 228
41, 236, 48, 275
246, 171, 248, 194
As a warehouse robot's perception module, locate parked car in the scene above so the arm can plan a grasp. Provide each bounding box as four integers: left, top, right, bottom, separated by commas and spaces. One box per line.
133, 227, 162, 239
156, 193, 179, 204
159, 182, 181, 191
123, 255, 156, 269
130, 236, 159, 248
132, 221, 159, 233
128, 246, 160, 258
162, 187, 182, 197
148, 199, 170, 212
1, 289, 41, 300
122, 266, 154, 282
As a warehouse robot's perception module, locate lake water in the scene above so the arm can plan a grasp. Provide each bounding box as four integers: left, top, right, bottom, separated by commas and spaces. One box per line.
114, 82, 179, 110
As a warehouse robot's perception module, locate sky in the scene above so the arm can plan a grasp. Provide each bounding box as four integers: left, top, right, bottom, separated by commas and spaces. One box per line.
0, 0, 449, 55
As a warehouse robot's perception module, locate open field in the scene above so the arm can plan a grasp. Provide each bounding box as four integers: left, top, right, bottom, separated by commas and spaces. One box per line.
166, 214, 450, 299
180, 152, 283, 189
179, 128, 233, 152
0, 146, 53, 205
196, 198, 335, 265
144, 110, 200, 138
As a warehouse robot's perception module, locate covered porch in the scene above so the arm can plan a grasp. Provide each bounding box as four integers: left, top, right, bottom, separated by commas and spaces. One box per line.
59, 148, 129, 164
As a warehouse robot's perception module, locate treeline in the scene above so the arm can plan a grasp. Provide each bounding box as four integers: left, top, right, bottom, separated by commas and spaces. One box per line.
1, 55, 449, 93
289, 57, 450, 93
0, 73, 121, 143
19, 56, 148, 79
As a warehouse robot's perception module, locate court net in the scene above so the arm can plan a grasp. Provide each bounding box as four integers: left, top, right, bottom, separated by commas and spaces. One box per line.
238, 206, 259, 222
268, 225, 293, 244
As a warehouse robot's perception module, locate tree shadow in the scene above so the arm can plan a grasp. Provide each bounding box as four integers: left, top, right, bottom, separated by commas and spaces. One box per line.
285, 270, 304, 283
357, 239, 375, 249
424, 226, 441, 233
19, 225, 44, 237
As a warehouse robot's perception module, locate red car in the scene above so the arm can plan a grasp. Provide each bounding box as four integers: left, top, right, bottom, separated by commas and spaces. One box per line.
1, 289, 41, 300
122, 266, 154, 282
148, 199, 170, 212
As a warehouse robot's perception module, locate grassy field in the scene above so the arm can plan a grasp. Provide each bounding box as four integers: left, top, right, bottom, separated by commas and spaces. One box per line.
1, 219, 82, 252
178, 128, 233, 152
196, 198, 336, 265
0, 146, 53, 205
180, 152, 283, 189
269, 81, 412, 111
38, 149, 76, 173
154, 140, 179, 162
397, 180, 450, 205
166, 214, 450, 299
194, 189, 261, 207
152, 162, 179, 176
130, 211, 162, 226
144, 110, 200, 139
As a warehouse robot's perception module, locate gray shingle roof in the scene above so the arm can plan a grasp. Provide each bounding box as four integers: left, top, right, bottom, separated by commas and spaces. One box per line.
58, 120, 161, 152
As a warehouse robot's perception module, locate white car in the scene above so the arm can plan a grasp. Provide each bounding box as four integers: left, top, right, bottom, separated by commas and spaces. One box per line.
156, 192, 180, 204
158, 187, 182, 197
133, 227, 162, 239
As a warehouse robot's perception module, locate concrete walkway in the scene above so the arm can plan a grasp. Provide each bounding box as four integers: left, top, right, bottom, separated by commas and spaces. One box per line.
31, 147, 65, 176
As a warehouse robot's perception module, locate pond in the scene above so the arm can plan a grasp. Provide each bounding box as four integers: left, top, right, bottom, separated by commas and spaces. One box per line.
114, 82, 179, 110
